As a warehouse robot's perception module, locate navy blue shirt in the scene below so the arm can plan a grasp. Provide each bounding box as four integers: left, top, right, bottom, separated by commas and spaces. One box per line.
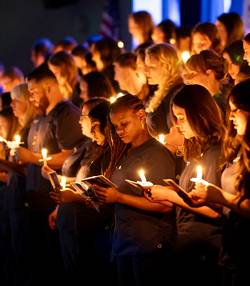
26, 100, 83, 211
111, 138, 177, 256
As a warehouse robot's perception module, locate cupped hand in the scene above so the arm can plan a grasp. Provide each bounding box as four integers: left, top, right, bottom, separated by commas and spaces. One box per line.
93, 184, 121, 204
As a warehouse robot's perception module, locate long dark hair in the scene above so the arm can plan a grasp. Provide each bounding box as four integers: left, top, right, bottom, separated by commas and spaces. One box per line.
172, 84, 225, 161
226, 79, 250, 203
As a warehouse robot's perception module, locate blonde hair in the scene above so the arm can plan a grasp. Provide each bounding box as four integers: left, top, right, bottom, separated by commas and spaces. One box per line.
145, 43, 182, 112
11, 83, 41, 127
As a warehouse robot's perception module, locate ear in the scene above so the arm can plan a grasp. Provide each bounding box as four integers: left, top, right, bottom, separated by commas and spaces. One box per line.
136, 109, 146, 122
206, 69, 214, 77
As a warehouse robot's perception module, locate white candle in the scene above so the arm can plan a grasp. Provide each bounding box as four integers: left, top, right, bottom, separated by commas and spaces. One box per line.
158, 134, 165, 144
196, 165, 203, 180
60, 176, 67, 190
138, 169, 147, 184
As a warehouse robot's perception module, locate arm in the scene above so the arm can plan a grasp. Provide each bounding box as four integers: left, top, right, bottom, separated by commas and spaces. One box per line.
94, 185, 173, 213
191, 183, 250, 219
148, 185, 221, 219
16, 147, 72, 169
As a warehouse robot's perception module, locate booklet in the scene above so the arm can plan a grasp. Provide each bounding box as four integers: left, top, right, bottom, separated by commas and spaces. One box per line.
125, 179, 153, 193
163, 178, 196, 207
81, 175, 118, 189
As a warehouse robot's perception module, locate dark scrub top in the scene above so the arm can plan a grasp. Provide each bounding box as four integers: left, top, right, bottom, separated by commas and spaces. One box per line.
26, 100, 84, 211
220, 158, 250, 272
111, 138, 177, 256
146, 83, 183, 136
177, 143, 223, 249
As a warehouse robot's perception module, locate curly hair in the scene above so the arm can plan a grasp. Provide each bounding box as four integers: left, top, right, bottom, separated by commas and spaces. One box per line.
145, 43, 182, 113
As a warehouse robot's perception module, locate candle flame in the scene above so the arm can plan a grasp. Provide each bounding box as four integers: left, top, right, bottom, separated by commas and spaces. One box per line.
181, 51, 191, 63
14, 134, 21, 144
196, 165, 202, 180
60, 176, 67, 190
41, 148, 48, 160
158, 134, 165, 144
138, 169, 147, 184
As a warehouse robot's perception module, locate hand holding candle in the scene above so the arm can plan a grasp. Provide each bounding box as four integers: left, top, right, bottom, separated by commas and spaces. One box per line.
137, 169, 153, 187
190, 165, 209, 185
8, 134, 23, 156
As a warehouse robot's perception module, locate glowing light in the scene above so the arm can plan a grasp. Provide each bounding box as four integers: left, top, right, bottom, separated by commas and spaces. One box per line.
196, 165, 203, 180
117, 41, 124, 49
60, 176, 67, 190
138, 169, 147, 184
158, 134, 165, 144
181, 51, 191, 63
40, 148, 52, 165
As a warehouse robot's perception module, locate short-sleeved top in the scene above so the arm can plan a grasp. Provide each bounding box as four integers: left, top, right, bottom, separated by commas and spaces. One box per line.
26, 100, 83, 211
146, 83, 183, 136
111, 138, 177, 256
176, 143, 224, 249
220, 157, 250, 269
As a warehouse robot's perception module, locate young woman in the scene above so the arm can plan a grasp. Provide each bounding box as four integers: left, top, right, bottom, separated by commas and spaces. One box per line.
191, 22, 222, 55
183, 49, 228, 113
94, 94, 178, 286
190, 79, 250, 285
47, 98, 119, 285
223, 40, 250, 85
144, 85, 225, 286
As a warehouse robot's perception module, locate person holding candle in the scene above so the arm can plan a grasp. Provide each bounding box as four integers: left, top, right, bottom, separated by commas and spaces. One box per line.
143, 85, 225, 286
45, 98, 118, 285
93, 94, 178, 286
14, 64, 84, 286
190, 79, 250, 285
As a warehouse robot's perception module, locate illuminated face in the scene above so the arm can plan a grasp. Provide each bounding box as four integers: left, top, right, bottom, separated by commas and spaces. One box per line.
145, 54, 165, 85
48, 64, 64, 83
11, 97, 27, 118
215, 20, 227, 48
182, 66, 209, 88
89, 120, 106, 146
114, 64, 140, 95
243, 40, 250, 65
223, 52, 240, 80
27, 79, 46, 108
91, 49, 103, 71
192, 32, 212, 54
110, 108, 144, 145
136, 56, 147, 86
128, 17, 142, 43
152, 27, 165, 44
79, 105, 92, 139
172, 104, 195, 139
229, 100, 248, 136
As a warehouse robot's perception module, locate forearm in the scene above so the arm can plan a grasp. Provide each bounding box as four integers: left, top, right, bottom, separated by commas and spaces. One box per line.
161, 189, 220, 219
117, 193, 172, 213
47, 150, 72, 169
222, 192, 250, 219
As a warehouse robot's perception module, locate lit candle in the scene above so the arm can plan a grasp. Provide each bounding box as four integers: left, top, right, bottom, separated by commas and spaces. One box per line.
40, 148, 51, 165
14, 135, 21, 145
158, 134, 165, 144
60, 176, 67, 190
181, 51, 191, 63
109, 96, 117, 104
196, 165, 202, 180
8, 134, 22, 156
138, 169, 147, 184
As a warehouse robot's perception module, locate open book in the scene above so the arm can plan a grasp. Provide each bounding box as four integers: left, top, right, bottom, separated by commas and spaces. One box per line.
81, 175, 118, 189
0, 158, 25, 175
163, 178, 196, 207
